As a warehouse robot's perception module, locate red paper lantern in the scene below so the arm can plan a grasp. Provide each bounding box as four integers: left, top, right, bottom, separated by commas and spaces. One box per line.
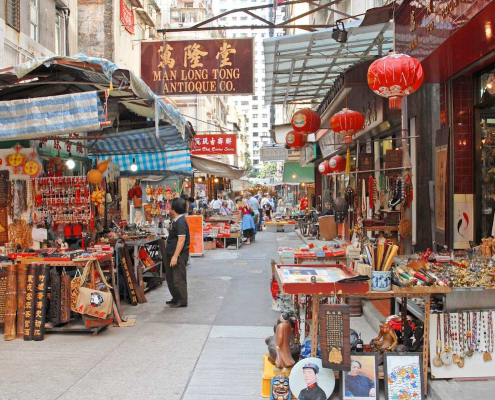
285, 131, 307, 148
291, 108, 321, 133
330, 108, 364, 144
367, 53, 424, 110
329, 155, 346, 173
318, 160, 331, 175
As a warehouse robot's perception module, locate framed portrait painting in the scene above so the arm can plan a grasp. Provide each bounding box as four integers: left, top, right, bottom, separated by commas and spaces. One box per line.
384, 353, 424, 400
340, 353, 378, 400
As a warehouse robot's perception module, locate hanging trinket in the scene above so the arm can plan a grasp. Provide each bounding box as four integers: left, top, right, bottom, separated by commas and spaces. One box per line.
441, 313, 453, 365
433, 314, 444, 367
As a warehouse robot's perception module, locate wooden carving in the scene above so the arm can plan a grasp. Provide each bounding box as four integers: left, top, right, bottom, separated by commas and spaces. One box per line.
60, 270, 71, 324
16, 264, 27, 339
33, 265, 49, 341
24, 265, 38, 341
49, 268, 61, 326
275, 313, 296, 368
319, 304, 351, 371
4, 264, 17, 340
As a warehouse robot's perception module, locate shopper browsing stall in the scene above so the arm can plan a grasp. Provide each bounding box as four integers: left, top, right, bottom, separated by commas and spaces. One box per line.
235, 197, 255, 245
245, 192, 260, 233
164, 198, 190, 308
210, 195, 223, 213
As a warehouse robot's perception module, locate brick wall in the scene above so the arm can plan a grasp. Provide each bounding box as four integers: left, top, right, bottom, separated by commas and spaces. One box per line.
78, 0, 114, 60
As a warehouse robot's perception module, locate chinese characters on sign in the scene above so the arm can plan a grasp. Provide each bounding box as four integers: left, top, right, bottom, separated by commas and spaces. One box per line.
120, 0, 134, 35
190, 134, 237, 155
141, 39, 254, 95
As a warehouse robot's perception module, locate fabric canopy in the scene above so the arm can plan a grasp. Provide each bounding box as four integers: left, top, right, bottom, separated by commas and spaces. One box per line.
191, 156, 245, 180
231, 179, 252, 192
0, 91, 102, 140
89, 126, 189, 155
109, 150, 192, 177
13, 54, 188, 136
283, 162, 314, 183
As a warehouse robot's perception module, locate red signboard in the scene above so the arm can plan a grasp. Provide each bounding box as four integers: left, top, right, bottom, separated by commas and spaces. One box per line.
141, 39, 254, 95
191, 135, 237, 155
120, 0, 134, 35
395, 0, 494, 82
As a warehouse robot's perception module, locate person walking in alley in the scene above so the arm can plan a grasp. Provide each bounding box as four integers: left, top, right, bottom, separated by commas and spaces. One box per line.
165, 198, 190, 308
245, 191, 260, 234
235, 197, 255, 245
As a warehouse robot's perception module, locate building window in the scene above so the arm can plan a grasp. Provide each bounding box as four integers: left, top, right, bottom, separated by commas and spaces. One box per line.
220, 17, 227, 21
241, 101, 249, 105
253, 123, 258, 128
253, 132, 259, 137
6, 0, 20, 31
241, 33, 247, 37
262, 123, 268, 128
241, 16, 248, 21
232, 17, 237, 21
253, 150, 259, 155
253, 159, 259, 164
253, 141, 259, 147
55, 12, 64, 55
253, 96, 258, 100
262, 114, 268, 118
253, 105, 258, 109
30, 0, 39, 41
253, 114, 258, 118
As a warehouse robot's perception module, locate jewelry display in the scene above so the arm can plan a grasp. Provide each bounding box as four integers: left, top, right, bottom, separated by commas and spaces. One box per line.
441, 313, 453, 365
433, 313, 444, 367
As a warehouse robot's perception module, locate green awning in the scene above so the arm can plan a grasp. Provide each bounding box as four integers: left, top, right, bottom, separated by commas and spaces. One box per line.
283, 162, 314, 183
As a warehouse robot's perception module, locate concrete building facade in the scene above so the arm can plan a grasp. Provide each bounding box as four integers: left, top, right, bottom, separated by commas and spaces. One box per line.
1, 0, 78, 68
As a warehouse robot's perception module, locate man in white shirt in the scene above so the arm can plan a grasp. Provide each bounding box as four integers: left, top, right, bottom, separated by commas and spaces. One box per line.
210, 194, 223, 213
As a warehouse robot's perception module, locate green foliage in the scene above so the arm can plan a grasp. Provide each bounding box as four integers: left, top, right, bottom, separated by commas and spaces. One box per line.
257, 162, 277, 179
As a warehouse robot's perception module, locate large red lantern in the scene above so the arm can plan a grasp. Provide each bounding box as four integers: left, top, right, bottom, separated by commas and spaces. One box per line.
367, 53, 424, 110
330, 108, 364, 144
291, 108, 321, 133
318, 160, 331, 175
285, 131, 307, 148
329, 155, 346, 173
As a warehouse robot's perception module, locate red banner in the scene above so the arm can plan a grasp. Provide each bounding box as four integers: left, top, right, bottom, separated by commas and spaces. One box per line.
120, 0, 134, 35
191, 134, 237, 155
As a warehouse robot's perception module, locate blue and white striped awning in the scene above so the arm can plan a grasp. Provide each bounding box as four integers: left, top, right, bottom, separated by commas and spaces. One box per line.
89, 126, 189, 155
109, 150, 192, 175
0, 91, 102, 140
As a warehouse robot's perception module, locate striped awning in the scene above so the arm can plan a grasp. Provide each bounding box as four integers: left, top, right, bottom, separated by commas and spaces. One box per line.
88, 126, 189, 155
0, 91, 101, 140
109, 150, 192, 176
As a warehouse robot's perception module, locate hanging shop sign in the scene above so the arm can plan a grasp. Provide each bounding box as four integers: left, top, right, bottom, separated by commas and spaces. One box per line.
191, 134, 237, 155
300, 142, 317, 167
141, 39, 254, 96
260, 146, 287, 162
120, 0, 134, 35
318, 131, 343, 159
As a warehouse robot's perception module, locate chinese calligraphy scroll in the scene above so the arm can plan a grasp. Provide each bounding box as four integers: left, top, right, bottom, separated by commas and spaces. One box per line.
24, 264, 37, 341
141, 39, 254, 95
16, 264, 27, 339
33, 265, 49, 341
319, 304, 351, 371
190, 134, 237, 155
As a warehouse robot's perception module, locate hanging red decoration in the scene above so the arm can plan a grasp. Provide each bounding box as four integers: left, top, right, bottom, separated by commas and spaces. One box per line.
329, 155, 346, 173
367, 53, 424, 110
318, 160, 331, 175
291, 108, 321, 133
330, 108, 364, 143
285, 131, 307, 148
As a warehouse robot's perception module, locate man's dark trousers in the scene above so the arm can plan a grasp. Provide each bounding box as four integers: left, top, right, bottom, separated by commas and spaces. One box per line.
164, 252, 189, 305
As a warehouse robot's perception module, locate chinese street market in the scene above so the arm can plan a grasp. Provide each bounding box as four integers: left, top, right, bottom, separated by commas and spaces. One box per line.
260, 3, 495, 398
0, 55, 195, 340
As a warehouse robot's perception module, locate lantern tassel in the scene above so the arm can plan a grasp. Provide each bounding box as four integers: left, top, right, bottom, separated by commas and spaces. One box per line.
389, 97, 402, 110
345, 148, 351, 177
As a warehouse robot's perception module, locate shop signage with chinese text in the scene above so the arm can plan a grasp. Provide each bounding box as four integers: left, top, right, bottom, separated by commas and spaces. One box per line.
191, 134, 237, 155
260, 146, 287, 162
141, 39, 254, 95
300, 143, 317, 166
120, 0, 134, 34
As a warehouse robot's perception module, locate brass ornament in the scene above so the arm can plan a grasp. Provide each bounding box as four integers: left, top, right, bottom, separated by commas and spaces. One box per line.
467, 349, 474, 357
484, 352, 493, 362
329, 347, 343, 364
452, 354, 460, 364
432, 354, 444, 367
457, 356, 465, 368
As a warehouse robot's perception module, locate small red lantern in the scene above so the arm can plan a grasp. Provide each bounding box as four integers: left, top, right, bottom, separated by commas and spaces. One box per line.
291, 108, 321, 133
330, 108, 364, 144
367, 53, 424, 110
329, 155, 346, 173
318, 160, 331, 175
285, 131, 307, 148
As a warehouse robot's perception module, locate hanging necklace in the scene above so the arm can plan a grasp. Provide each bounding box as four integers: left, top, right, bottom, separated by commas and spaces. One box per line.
452, 313, 460, 364
433, 314, 444, 367
458, 312, 466, 368
484, 311, 493, 362
466, 311, 474, 357
441, 313, 453, 365
473, 311, 479, 353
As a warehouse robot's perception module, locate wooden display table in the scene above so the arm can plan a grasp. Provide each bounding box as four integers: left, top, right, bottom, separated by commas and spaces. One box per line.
274, 263, 449, 395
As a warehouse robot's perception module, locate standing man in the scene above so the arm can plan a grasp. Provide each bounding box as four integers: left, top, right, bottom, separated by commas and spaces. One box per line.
245, 192, 260, 233
165, 198, 190, 308
210, 194, 223, 214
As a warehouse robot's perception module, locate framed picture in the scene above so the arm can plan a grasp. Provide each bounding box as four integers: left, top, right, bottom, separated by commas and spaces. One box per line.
340, 353, 379, 400
384, 353, 424, 400
289, 357, 336, 400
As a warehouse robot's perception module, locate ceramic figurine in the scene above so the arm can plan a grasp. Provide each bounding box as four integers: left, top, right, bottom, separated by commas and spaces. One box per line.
370, 323, 398, 352
266, 313, 300, 368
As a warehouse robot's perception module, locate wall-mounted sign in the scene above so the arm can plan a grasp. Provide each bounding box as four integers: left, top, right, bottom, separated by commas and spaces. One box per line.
191, 134, 237, 155
300, 142, 316, 166
318, 131, 343, 159
120, 0, 134, 35
260, 146, 287, 162
141, 39, 254, 96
